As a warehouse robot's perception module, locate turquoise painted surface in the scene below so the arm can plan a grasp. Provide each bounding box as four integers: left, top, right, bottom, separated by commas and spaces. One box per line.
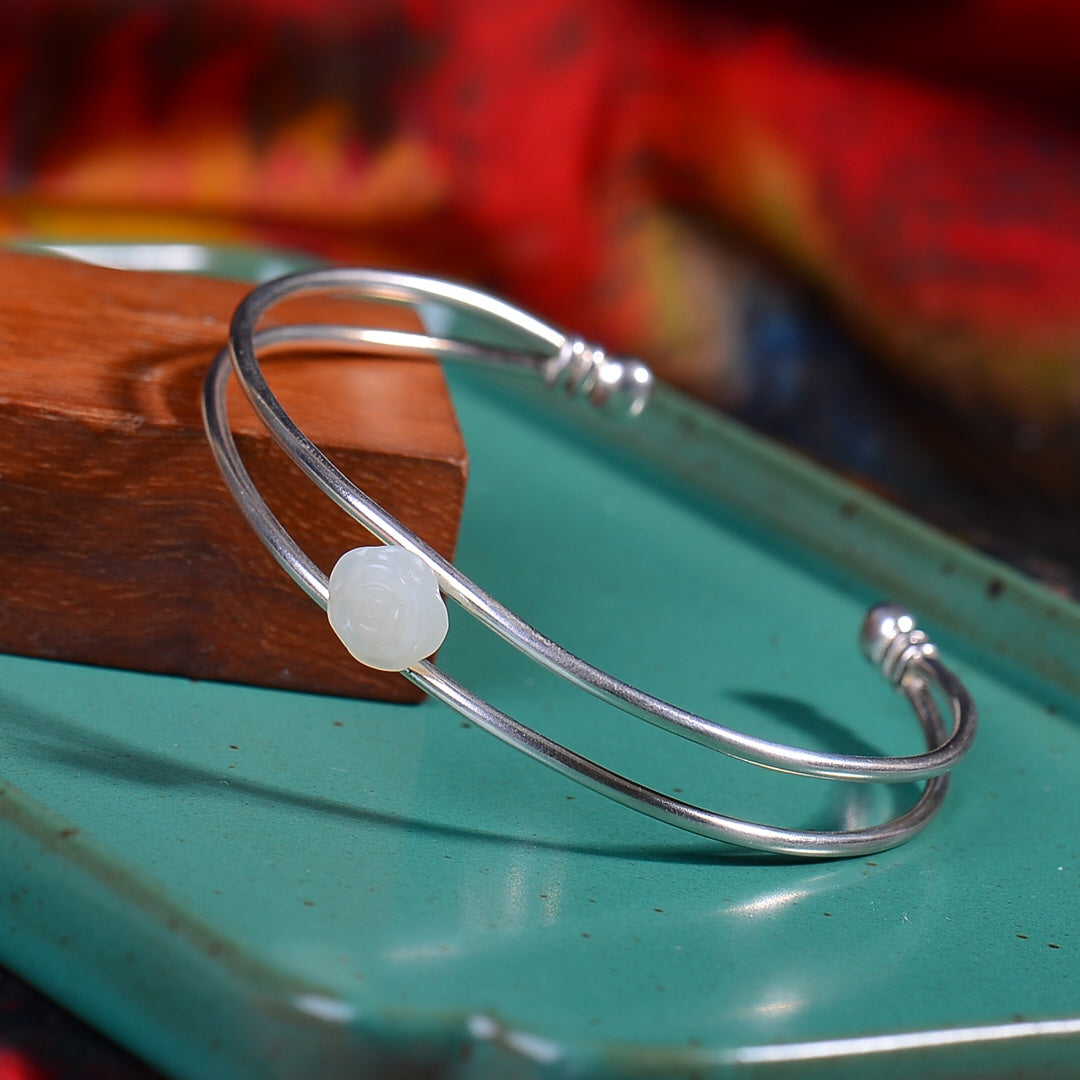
1, 245, 1078, 1078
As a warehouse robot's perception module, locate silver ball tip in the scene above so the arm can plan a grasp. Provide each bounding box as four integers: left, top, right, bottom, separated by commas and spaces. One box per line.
859, 603, 917, 666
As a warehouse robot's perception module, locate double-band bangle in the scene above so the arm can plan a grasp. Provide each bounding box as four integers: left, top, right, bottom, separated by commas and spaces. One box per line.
201, 267, 977, 858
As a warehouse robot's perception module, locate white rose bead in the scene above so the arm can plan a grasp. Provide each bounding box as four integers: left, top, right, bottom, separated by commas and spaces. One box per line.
327, 546, 449, 671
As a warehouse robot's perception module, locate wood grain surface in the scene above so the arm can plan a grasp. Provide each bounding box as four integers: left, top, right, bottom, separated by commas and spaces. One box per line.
0, 252, 468, 701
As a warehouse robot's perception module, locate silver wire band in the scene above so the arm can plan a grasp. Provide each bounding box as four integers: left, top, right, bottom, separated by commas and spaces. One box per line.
201, 267, 977, 857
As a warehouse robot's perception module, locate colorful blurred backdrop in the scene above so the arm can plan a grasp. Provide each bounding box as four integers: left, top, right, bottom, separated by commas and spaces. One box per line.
3, 0, 1080, 586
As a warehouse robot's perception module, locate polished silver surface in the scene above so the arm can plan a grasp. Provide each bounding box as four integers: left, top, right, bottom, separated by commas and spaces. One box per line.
202, 267, 978, 857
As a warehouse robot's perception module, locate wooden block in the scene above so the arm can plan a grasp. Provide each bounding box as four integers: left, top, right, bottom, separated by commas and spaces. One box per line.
0, 252, 468, 702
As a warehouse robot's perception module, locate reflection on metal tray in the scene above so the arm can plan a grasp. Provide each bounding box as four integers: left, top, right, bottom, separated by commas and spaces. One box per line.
1, 243, 1078, 1080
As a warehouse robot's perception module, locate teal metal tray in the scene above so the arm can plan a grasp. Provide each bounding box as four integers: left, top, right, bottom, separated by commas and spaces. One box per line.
3, 246, 1080, 1078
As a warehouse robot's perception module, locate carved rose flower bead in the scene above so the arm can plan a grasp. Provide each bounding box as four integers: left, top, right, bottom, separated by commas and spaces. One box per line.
327, 546, 449, 671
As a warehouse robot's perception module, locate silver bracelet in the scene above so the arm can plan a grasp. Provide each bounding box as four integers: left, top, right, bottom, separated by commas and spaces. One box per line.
201, 267, 977, 858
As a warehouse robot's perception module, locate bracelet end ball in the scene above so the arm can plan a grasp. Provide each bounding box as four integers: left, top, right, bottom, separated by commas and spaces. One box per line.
860, 604, 936, 686
593, 354, 654, 419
